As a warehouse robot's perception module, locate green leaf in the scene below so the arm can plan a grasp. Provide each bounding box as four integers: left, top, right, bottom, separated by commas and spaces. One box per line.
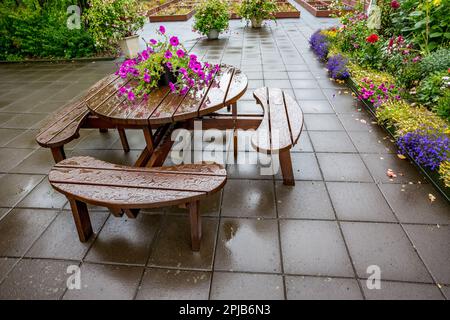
409, 11, 423, 17
429, 32, 442, 38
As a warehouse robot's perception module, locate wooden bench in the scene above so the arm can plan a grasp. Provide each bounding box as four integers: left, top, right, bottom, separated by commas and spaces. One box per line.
252, 87, 303, 186
36, 75, 130, 163
48, 156, 227, 251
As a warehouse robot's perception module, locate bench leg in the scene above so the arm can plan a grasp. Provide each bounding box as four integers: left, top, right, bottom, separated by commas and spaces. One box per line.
279, 149, 295, 186
99, 128, 108, 133
232, 103, 238, 160
51, 146, 66, 163
117, 128, 130, 153
188, 200, 202, 251
68, 198, 93, 242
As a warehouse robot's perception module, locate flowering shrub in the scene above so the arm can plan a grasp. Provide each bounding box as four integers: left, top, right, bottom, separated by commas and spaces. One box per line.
376, 100, 449, 135
309, 30, 329, 61
357, 77, 399, 107
193, 0, 229, 36
326, 54, 349, 80
116, 26, 220, 100
439, 161, 450, 187
238, 0, 277, 24
397, 129, 450, 170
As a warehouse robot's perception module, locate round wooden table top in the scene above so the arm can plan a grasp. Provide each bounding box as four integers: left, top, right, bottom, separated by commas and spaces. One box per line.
84, 65, 248, 126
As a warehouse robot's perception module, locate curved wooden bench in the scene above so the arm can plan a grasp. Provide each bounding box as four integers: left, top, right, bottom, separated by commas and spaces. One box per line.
49, 156, 227, 251
36, 75, 130, 163
252, 87, 303, 186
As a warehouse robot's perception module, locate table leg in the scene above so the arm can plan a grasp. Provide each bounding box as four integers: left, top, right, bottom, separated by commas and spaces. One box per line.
134, 126, 154, 167
232, 102, 238, 160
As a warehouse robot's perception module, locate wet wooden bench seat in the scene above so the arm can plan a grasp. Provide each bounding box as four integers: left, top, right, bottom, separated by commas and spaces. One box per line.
36, 75, 130, 163
252, 87, 303, 186
49, 156, 227, 251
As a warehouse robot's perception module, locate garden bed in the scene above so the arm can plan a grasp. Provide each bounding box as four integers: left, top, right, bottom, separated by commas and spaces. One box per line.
294, 0, 353, 17
142, 0, 179, 15
146, 0, 196, 22
345, 77, 450, 202
230, 0, 300, 19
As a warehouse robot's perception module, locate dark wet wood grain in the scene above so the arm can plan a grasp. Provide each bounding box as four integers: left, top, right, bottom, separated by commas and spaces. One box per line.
86, 65, 247, 126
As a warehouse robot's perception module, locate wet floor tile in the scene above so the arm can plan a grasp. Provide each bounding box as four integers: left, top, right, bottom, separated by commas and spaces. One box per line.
136, 268, 211, 300
0, 128, 23, 146
275, 181, 334, 220
274, 152, 323, 181
327, 182, 396, 222
18, 178, 67, 209
214, 218, 281, 273
303, 114, 345, 131
309, 131, 356, 153
291, 131, 313, 152
0, 257, 18, 282
221, 180, 276, 218
403, 224, 450, 285
337, 113, 377, 131
210, 272, 284, 300
348, 130, 396, 154
148, 216, 217, 270
26, 211, 108, 260
0, 174, 44, 207
5, 129, 40, 149
380, 184, 450, 224
360, 280, 444, 300
62, 263, 143, 300
0, 148, 36, 173
85, 214, 160, 265
10, 149, 55, 174
0, 258, 73, 300
0, 208, 57, 257
286, 276, 363, 300
317, 153, 373, 182
341, 222, 432, 283
280, 220, 354, 277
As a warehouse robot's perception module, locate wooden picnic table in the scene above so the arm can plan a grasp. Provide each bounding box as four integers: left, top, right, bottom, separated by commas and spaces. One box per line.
85, 64, 248, 167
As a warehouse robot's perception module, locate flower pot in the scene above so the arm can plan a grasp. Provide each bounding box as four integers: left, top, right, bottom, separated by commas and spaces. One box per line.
158, 64, 178, 87
250, 18, 263, 28
206, 29, 220, 40
118, 35, 140, 59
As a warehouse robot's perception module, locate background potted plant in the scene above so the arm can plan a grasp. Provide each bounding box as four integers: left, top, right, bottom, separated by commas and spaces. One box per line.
193, 0, 229, 40
238, 0, 277, 28
86, 0, 145, 58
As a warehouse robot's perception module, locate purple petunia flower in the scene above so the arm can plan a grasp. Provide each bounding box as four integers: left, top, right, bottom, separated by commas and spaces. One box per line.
170, 36, 179, 47
189, 54, 197, 61
179, 67, 187, 75
118, 87, 127, 96
180, 86, 189, 95
164, 50, 172, 59
150, 39, 157, 45
176, 49, 185, 58
159, 26, 166, 34
168, 82, 176, 92
127, 90, 135, 101
143, 73, 151, 83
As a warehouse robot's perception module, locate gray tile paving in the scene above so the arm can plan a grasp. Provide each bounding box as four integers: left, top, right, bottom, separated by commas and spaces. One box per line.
0, 6, 448, 300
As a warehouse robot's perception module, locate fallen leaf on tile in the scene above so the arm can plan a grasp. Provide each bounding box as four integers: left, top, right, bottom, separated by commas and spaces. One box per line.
428, 193, 436, 203
360, 119, 367, 124
386, 169, 397, 178
397, 154, 407, 160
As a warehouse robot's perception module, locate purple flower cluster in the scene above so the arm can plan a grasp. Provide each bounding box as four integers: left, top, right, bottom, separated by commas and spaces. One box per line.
326, 54, 349, 80
358, 78, 400, 107
397, 129, 450, 170
309, 30, 329, 61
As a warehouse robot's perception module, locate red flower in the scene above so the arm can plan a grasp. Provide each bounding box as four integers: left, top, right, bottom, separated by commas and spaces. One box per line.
366, 34, 379, 44
391, 0, 400, 9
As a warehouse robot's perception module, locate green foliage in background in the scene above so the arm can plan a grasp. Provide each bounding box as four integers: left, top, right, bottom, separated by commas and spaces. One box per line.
0, 0, 96, 60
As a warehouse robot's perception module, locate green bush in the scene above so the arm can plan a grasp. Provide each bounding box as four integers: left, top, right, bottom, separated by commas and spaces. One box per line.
434, 89, 450, 121
193, 0, 229, 36
238, 0, 277, 24
419, 47, 450, 76
417, 70, 449, 106
84, 0, 145, 53
0, 0, 96, 60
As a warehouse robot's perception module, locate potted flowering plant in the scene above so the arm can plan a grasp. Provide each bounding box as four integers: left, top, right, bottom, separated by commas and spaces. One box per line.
86, 0, 145, 58
193, 0, 230, 40
238, 0, 277, 28
116, 26, 220, 100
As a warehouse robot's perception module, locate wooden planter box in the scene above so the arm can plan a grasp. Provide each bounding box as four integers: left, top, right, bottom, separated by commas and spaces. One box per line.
149, 9, 196, 22
294, 0, 353, 17
345, 77, 450, 203
145, 0, 178, 16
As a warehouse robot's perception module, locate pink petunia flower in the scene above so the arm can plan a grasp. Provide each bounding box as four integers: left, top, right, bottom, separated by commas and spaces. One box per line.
176, 49, 185, 58
127, 90, 135, 101
164, 50, 173, 59
143, 73, 151, 83
169, 36, 179, 47
168, 82, 176, 92
150, 39, 157, 45
159, 26, 166, 34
